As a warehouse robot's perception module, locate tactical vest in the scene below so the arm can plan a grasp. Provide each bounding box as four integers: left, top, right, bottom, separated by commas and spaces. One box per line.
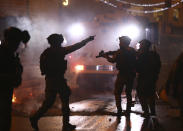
40, 47, 67, 77
136, 51, 161, 78
116, 49, 136, 77
0, 47, 23, 87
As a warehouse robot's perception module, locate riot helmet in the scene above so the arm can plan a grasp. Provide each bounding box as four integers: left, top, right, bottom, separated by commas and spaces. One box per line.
3, 26, 30, 52
47, 34, 64, 47
119, 36, 131, 48
139, 39, 152, 50
4, 27, 22, 43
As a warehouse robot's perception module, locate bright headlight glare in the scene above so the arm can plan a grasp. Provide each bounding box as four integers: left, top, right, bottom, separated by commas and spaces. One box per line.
75, 65, 84, 72
119, 24, 140, 40
136, 42, 140, 50
68, 23, 85, 38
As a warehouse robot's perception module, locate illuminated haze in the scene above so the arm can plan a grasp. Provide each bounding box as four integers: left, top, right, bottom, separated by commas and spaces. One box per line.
8, 0, 144, 114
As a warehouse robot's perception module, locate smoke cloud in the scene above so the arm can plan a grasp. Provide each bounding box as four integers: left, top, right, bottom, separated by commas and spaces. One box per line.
10, 12, 118, 115
10, 8, 143, 115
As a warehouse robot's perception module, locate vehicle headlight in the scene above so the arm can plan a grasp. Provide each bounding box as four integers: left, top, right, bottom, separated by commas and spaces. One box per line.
75, 65, 84, 72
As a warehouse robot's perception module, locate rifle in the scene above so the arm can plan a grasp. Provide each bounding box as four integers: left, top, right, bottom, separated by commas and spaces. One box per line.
96, 50, 116, 58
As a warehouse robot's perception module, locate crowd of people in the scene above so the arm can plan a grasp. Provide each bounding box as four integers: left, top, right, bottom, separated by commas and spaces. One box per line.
0, 26, 182, 131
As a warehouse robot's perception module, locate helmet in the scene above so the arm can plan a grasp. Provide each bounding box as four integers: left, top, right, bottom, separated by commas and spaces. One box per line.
47, 34, 64, 46
22, 30, 30, 44
3, 27, 30, 51
4, 27, 30, 44
4, 27, 22, 42
139, 39, 152, 49
119, 36, 131, 46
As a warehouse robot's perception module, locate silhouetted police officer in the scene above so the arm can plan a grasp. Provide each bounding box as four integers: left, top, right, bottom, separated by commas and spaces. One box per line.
30, 34, 95, 131
0, 27, 30, 131
101, 36, 136, 116
136, 39, 161, 117
165, 52, 183, 120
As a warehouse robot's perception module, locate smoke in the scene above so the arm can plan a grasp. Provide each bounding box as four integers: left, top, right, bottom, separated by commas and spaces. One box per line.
10, 15, 68, 115
10, 14, 118, 115
3, 0, 183, 117
10, 9, 136, 116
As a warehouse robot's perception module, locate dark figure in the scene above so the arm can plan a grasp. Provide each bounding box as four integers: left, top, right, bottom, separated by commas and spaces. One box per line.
29, 34, 95, 131
0, 27, 30, 131
136, 39, 161, 117
165, 52, 183, 119
99, 36, 136, 116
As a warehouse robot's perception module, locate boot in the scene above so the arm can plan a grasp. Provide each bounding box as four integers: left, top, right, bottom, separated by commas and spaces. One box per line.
29, 117, 39, 130
117, 108, 123, 116
62, 123, 76, 131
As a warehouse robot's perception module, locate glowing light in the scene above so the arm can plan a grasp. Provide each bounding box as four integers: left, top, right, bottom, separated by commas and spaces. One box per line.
62, 0, 69, 6
116, 0, 165, 7
99, 0, 183, 14
75, 65, 84, 72
145, 28, 149, 32
68, 23, 85, 39
12, 94, 16, 103
100, 0, 117, 7
136, 42, 140, 50
0, 40, 1, 45
119, 24, 140, 40
96, 65, 114, 71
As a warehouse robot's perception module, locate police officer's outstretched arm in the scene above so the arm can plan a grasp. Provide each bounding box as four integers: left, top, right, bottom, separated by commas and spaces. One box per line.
65, 36, 95, 54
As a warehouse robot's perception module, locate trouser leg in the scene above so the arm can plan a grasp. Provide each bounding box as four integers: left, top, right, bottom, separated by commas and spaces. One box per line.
59, 79, 71, 126
32, 91, 57, 120
0, 88, 13, 131
137, 78, 149, 114
126, 79, 133, 112
114, 75, 124, 112
149, 94, 156, 115
138, 94, 149, 114
115, 93, 122, 112
60, 94, 70, 126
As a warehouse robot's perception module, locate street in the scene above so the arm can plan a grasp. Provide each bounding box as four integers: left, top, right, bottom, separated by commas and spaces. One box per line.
1, 0, 183, 131
11, 95, 183, 131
